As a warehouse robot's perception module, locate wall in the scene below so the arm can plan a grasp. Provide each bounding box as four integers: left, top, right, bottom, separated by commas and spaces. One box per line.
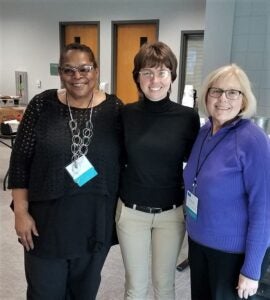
0, 0, 205, 103
203, 0, 270, 116
231, 0, 270, 116
202, 0, 235, 77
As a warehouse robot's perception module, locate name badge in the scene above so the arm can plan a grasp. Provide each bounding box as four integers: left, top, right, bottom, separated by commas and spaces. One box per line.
65, 155, 98, 187
186, 190, 198, 220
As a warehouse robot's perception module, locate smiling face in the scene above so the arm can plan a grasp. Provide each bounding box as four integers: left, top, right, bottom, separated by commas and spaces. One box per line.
138, 65, 172, 101
206, 74, 243, 132
59, 49, 98, 104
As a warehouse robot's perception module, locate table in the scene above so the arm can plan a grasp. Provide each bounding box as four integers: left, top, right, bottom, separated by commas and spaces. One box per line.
0, 110, 22, 190
0, 106, 25, 123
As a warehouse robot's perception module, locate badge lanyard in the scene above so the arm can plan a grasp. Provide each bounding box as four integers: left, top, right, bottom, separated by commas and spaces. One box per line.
192, 128, 231, 193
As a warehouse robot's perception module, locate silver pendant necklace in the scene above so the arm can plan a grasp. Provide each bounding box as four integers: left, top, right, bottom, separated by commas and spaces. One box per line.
66, 93, 94, 163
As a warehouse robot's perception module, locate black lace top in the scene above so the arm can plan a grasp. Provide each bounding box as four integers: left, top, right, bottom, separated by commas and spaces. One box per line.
8, 90, 123, 257
8, 89, 123, 202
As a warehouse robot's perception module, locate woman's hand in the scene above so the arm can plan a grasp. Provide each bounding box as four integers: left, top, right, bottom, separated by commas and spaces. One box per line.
237, 274, 258, 299
12, 188, 39, 251
15, 211, 39, 251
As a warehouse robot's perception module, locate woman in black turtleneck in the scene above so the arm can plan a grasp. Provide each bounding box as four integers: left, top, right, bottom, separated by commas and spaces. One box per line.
116, 41, 200, 300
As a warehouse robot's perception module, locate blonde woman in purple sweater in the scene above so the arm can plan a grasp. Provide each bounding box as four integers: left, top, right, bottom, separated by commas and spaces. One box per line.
184, 64, 270, 300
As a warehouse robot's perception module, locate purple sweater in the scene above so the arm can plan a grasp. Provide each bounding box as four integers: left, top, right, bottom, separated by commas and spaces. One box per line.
184, 118, 270, 280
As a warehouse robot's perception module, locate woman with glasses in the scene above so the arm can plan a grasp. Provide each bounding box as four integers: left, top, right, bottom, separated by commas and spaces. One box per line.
116, 41, 200, 299
8, 43, 123, 299
184, 64, 270, 300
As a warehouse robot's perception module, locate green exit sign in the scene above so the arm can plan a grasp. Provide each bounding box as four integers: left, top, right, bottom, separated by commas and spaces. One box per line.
50, 63, 59, 76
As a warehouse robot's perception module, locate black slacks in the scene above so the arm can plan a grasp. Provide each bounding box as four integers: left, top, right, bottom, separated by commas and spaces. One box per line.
24, 247, 110, 300
188, 238, 265, 300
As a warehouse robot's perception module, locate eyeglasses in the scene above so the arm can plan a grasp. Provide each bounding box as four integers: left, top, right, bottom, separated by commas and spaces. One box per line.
139, 69, 171, 80
208, 87, 243, 100
60, 65, 94, 76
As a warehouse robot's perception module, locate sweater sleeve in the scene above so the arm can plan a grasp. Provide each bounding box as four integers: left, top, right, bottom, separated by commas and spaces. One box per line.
238, 126, 270, 280
8, 93, 46, 189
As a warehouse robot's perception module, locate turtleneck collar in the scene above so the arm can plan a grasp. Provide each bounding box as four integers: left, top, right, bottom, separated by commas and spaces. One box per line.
207, 116, 243, 135
139, 94, 171, 113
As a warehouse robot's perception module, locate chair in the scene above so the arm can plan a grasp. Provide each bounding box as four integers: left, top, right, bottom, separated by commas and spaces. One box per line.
0, 123, 17, 190
176, 258, 189, 272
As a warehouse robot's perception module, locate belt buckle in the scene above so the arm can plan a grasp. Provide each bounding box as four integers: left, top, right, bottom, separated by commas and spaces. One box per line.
150, 207, 162, 214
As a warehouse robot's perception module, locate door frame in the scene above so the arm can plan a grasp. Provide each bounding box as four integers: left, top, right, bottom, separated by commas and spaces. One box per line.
111, 19, 159, 95
178, 30, 204, 103
59, 21, 100, 66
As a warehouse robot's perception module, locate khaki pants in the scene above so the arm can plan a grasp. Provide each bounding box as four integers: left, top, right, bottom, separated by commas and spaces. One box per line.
116, 199, 186, 300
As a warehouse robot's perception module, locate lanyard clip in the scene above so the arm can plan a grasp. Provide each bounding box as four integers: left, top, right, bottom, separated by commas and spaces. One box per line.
192, 178, 197, 194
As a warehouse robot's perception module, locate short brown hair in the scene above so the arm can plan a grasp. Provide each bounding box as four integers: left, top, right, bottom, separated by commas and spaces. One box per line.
59, 43, 98, 68
133, 41, 178, 93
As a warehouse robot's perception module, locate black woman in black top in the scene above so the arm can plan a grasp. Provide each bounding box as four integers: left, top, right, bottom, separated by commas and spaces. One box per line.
8, 43, 123, 300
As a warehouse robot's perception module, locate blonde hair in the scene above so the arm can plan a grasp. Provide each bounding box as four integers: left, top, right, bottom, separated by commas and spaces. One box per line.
198, 64, 257, 118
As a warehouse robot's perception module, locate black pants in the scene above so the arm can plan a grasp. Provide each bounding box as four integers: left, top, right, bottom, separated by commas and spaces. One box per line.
188, 238, 265, 300
24, 247, 110, 300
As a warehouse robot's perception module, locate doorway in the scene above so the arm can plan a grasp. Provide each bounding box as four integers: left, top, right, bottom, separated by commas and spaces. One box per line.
59, 22, 100, 66
112, 21, 159, 104
178, 30, 204, 106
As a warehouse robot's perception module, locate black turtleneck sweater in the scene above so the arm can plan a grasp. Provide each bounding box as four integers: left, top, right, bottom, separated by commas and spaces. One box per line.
120, 96, 200, 208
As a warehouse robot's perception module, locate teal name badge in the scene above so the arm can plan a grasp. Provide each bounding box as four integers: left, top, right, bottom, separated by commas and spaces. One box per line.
65, 155, 98, 187
186, 190, 198, 220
